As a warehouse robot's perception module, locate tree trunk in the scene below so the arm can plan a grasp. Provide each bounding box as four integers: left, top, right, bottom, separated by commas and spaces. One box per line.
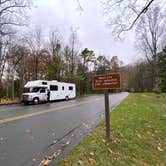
154, 57, 161, 93
0, 80, 2, 98
12, 76, 15, 100
155, 76, 161, 93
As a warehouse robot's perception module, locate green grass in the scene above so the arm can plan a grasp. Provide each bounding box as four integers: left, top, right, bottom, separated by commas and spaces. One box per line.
58, 93, 166, 166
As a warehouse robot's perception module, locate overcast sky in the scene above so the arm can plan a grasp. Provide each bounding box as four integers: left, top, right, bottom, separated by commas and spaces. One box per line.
28, 0, 142, 64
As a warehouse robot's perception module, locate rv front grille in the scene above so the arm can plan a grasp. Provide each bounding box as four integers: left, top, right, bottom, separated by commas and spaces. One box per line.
22, 95, 29, 100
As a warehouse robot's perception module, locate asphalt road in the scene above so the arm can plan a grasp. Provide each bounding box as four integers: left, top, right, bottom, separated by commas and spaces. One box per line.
0, 92, 128, 166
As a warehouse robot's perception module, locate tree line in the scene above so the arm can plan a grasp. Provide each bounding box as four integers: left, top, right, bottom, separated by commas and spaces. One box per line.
0, 0, 166, 100
0, 26, 125, 98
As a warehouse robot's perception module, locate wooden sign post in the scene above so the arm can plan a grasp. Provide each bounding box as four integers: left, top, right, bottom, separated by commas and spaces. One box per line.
104, 89, 110, 139
92, 73, 121, 140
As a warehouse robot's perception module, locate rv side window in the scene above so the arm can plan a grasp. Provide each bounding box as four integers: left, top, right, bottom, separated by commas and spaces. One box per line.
42, 82, 47, 85
62, 86, 64, 90
50, 85, 58, 91
69, 86, 73, 90
40, 88, 46, 93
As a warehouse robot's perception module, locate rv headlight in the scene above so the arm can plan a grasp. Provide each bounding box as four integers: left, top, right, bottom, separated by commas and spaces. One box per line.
28, 95, 33, 98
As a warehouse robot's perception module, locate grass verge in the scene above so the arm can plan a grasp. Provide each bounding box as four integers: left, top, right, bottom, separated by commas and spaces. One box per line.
58, 93, 166, 166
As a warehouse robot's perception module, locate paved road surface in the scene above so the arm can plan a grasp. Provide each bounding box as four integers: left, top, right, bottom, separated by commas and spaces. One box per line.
0, 92, 128, 166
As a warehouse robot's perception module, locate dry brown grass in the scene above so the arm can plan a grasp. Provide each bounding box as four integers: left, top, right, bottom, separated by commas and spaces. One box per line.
0, 98, 20, 105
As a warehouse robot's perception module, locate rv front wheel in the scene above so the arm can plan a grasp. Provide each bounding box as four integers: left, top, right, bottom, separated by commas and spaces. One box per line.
23, 101, 29, 105
33, 97, 39, 104
65, 96, 69, 101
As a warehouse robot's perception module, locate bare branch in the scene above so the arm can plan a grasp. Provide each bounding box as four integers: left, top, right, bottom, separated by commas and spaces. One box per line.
76, 0, 84, 12
0, 0, 31, 81
0, 5, 27, 16
125, 0, 155, 31
103, 0, 156, 37
0, 22, 26, 26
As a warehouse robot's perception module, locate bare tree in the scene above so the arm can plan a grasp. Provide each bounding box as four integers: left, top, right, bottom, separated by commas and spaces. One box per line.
0, 34, 14, 96
135, 6, 166, 93
32, 27, 43, 80
69, 28, 79, 75
48, 29, 62, 57
8, 44, 30, 98
63, 45, 72, 74
0, 0, 31, 96
45, 29, 65, 80
23, 27, 44, 80
75, 0, 84, 13
0, 35, 11, 80
103, 0, 157, 37
0, 0, 31, 36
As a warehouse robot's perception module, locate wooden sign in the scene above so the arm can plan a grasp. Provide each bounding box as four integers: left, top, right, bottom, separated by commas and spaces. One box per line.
92, 73, 121, 89
92, 73, 121, 140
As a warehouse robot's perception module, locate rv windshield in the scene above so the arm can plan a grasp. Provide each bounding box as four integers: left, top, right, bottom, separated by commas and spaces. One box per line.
23, 87, 41, 93
30, 87, 41, 93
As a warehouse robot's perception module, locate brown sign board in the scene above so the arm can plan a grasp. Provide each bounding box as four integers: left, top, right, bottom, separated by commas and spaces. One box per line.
92, 73, 121, 89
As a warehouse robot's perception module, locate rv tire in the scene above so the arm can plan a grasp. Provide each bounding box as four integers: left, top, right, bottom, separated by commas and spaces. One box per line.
33, 97, 39, 104
65, 96, 69, 101
24, 101, 29, 105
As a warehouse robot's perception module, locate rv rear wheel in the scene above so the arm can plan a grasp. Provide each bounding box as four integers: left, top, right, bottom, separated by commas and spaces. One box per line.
65, 96, 69, 101
33, 97, 39, 104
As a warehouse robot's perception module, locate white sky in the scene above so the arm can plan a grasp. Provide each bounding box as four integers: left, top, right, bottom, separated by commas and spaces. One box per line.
27, 0, 143, 64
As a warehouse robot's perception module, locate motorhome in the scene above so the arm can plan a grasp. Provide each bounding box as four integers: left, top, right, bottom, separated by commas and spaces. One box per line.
22, 80, 76, 104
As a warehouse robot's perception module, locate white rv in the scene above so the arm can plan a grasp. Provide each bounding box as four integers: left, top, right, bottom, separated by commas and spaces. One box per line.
22, 80, 76, 104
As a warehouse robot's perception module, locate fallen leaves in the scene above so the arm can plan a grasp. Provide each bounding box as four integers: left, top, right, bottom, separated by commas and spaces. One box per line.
157, 146, 163, 152
53, 149, 62, 158
88, 158, 96, 164
154, 130, 158, 134
108, 148, 113, 154
32, 157, 36, 162
39, 149, 62, 166
39, 140, 70, 166
64, 159, 72, 166
40, 156, 53, 166
78, 160, 83, 165
82, 123, 90, 129
53, 140, 57, 144
61, 141, 70, 148
137, 133, 142, 139
102, 139, 106, 143
89, 152, 94, 156
112, 152, 121, 161
107, 148, 121, 161
113, 138, 121, 144
147, 125, 151, 128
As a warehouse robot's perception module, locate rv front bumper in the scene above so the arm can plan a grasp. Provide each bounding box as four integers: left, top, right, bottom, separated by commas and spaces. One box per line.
22, 95, 33, 102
